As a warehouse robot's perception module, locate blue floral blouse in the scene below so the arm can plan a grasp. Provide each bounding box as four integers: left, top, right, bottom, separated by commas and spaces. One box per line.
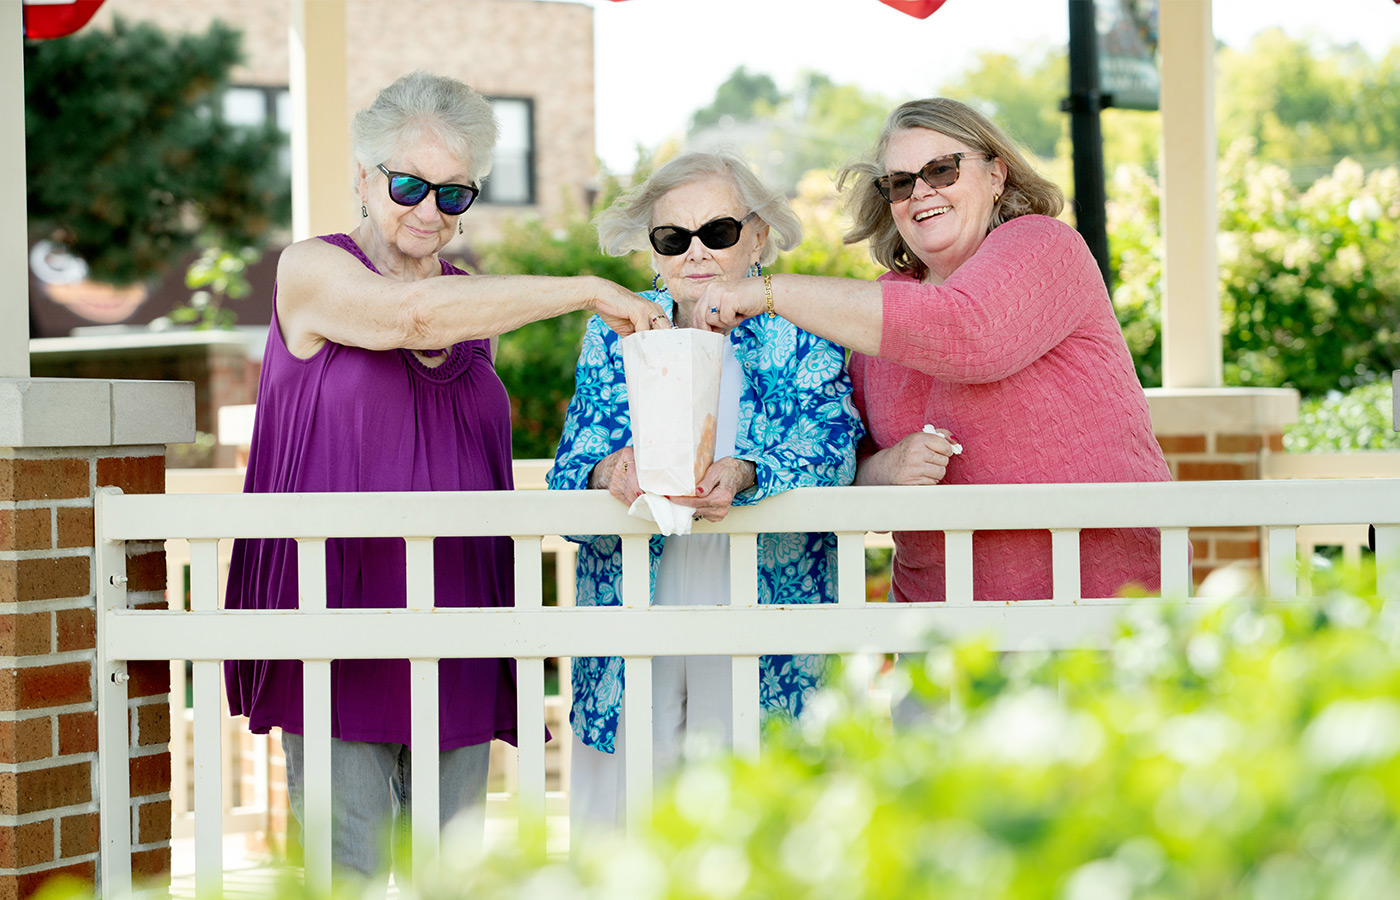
546, 289, 864, 753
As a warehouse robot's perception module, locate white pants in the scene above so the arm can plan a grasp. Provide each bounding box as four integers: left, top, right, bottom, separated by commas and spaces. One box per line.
570, 532, 734, 829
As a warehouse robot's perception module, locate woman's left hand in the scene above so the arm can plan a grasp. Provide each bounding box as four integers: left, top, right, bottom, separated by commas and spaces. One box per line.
668, 457, 756, 522
695, 279, 765, 333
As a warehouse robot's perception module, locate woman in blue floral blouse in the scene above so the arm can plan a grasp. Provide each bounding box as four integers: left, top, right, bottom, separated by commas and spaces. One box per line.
547, 151, 864, 827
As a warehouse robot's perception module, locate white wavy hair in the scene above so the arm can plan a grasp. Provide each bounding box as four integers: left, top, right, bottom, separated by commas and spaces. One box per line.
595, 150, 802, 267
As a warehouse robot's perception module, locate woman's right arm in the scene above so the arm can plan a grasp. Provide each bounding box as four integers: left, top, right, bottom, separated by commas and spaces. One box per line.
275, 238, 668, 358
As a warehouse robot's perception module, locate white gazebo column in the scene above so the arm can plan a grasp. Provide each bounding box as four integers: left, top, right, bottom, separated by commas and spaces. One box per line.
289, 0, 351, 242
1158, 0, 1221, 389
2, 2, 29, 378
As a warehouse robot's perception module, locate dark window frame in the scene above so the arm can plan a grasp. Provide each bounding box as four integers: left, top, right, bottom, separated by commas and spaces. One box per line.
480, 96, 536, 207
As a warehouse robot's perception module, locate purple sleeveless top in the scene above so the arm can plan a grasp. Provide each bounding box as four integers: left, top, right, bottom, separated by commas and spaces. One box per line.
224, 234, 518, 750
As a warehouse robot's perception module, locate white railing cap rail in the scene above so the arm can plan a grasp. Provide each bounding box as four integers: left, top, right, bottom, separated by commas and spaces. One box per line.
97, 478, 1400, 542
102, 603, 1135, 661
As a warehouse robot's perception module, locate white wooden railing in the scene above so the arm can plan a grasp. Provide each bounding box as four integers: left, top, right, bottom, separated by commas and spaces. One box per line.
1263, 451, 1400, 566
96, 479, 1400, 897
160, 465, 581, 844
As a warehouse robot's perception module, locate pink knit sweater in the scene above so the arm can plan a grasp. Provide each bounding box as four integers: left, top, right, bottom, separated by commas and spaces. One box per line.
849, 215, 1172, 603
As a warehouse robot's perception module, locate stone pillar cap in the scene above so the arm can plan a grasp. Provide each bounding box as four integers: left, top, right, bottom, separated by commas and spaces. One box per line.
0, 377, 195, 448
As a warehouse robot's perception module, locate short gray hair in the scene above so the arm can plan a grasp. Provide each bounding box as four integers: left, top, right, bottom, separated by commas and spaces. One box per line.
596, 151, 801, 267
838, 97, 1065, 279
350, 71, 498, 186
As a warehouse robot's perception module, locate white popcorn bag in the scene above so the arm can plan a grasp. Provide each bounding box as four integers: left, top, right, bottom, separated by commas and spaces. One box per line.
619, 328, 725, 497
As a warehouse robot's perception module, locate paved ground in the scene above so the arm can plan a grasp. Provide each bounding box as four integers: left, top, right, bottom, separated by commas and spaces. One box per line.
168, 816, 572, 899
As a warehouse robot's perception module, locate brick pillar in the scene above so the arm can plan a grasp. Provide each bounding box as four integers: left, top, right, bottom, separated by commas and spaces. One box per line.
0, 378, 193, 899
1147, 387, 1300, 587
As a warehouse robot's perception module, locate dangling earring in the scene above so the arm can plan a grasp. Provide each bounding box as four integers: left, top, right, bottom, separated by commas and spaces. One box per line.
651, 273, 663, 292
361, 203, 368, 218
747, 262, 763, 278
458, 220, 463, 235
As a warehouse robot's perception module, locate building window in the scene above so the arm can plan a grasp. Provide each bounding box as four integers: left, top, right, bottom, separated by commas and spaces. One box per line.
223, 85, 292, 174
481, 97, 534, 206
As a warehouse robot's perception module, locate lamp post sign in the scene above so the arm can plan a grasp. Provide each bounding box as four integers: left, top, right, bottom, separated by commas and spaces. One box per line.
1097, 0, 1160, 112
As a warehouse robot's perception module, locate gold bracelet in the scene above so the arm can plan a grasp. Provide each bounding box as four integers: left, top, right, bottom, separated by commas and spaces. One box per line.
763, 273, 775, 318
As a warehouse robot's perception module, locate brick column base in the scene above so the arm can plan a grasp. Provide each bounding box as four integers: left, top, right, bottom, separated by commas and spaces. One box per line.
1147, 387, 1301, 587
1, 378, 192, 899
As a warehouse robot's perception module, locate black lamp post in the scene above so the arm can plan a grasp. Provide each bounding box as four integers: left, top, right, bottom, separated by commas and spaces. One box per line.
1064, 0, 1114, 292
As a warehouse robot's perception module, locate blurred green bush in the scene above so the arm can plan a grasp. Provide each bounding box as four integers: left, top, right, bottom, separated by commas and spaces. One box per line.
1284, 382, 1400, 452
425, 565, 1400, 899
1110, 148, 1400, 397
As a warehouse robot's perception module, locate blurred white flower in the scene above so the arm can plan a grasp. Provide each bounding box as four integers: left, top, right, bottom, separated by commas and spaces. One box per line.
1303, 698, 1400, 769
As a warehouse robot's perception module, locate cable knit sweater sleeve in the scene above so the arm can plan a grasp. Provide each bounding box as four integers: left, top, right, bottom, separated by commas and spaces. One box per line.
879, 215, 1108, 384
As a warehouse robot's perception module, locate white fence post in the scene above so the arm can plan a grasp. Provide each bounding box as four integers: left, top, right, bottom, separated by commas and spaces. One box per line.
189, 540, 223, 898
405, 537, 441, 874
513, 535, 547, 850
94, 489, 133, 897
728, 532, 761, 764
296, 538, 332, 895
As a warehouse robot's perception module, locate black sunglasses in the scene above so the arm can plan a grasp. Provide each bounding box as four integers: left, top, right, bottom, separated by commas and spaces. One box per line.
377, 163, 479, 215
648, 212, 756, 256
875, 152, 995, 203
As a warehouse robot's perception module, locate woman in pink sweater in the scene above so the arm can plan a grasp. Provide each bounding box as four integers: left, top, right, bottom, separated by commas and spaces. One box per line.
699, 98, 1172, 602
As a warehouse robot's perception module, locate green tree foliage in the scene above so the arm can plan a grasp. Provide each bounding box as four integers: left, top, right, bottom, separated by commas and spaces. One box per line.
779, 73, 893, 178
415, 569, 1400, 899
689, 66, 782, 131
687, 69, 892, 190
941, 49, 1067, 159
1217, 31, 1398, 184
1285, 382, 1400, 452
476, 214, 654, 460
24, 18, 287, 286
1105, 163, 1162, 387
1218, 149, 1400, 393
1108, 149, 1400, 395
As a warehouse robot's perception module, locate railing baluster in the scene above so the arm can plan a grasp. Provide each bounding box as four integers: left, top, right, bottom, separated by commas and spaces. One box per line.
620, 536, 649, 608
190, 540, 223, 898
513, 536, 547, 848
166, 540, 191, 826
729, 533, 761, 763
1160, 528, 1192, 598
837, 532, 866, 605
553, 540, 578, 795
1376, 525, 1400, 600
1051, 529, 1081, 602
297, 538, 332, 895
623, 655, 653, 838
619, 533, 654, 839
94, 488, 134, 899
945, 530, 974, 605
405, 537, 440, 874
1265, 526, 1299, 599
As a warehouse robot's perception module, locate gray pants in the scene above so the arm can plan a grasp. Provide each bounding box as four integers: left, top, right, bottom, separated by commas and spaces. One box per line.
281, 732, 490, 885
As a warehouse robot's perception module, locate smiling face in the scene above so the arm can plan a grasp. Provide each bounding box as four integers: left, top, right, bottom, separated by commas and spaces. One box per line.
651, 174, 767, 313
884, 127, 1006, 284
357, 129, 471, 266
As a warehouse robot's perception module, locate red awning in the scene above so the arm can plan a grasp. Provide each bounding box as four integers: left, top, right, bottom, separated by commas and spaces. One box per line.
605, 0, 948, 17
22, 0, 107, 40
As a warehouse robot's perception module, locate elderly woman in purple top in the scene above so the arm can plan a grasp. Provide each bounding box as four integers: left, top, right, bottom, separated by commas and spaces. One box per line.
223, 70, 668, 883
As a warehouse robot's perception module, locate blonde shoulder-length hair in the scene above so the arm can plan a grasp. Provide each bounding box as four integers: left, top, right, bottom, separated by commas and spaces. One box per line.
838, 98, 1064, 279
595, 150, 801, 267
